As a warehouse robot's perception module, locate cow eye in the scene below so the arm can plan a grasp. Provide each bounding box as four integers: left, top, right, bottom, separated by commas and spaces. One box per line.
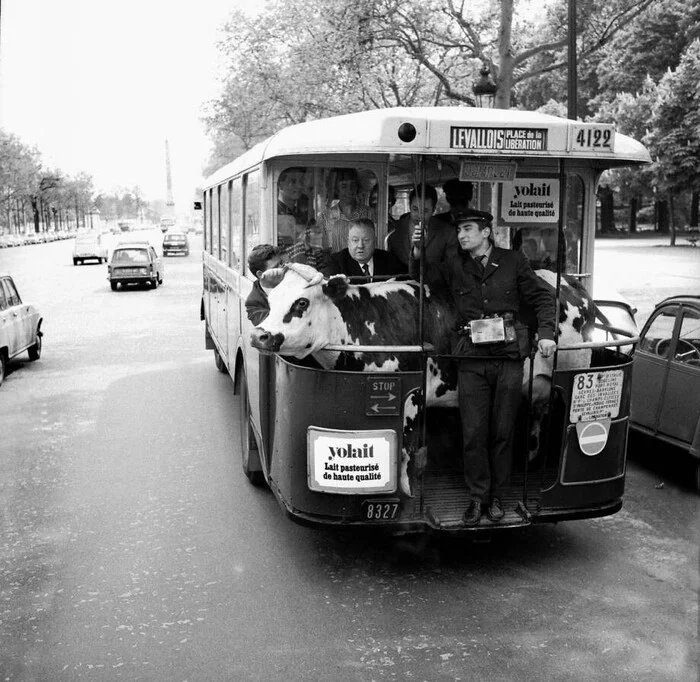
296, 298, 309, 310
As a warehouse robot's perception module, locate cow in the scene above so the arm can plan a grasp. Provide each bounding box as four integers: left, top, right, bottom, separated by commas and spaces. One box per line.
251, 263, 595, 494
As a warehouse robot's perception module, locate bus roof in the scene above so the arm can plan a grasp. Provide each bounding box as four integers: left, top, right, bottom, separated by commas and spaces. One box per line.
205, 107, 651, 187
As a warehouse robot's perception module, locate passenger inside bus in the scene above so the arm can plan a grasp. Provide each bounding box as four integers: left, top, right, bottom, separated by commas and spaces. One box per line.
321, 218, 405, 282
283, 222, 332, 271
433, 179, 473, 226
317, 168, 375, 252
277, 167, 310, 246
370, 184, 398, 233
386, 184, 438, 267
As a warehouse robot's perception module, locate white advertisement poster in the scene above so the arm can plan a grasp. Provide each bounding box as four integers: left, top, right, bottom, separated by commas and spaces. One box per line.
307, 428, 397, 494
501, 179, 560, 223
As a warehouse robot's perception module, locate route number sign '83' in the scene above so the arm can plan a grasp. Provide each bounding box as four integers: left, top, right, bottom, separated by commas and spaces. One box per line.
569, 370, 623, 423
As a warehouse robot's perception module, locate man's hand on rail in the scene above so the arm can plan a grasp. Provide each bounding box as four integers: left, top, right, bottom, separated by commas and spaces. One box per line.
538, 339, 557, 358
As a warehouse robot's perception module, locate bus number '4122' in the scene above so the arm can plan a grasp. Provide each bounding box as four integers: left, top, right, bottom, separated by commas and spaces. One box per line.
573, 125, 613, 151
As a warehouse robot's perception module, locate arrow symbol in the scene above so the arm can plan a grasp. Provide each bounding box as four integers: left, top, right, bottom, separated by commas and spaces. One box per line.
370, 392, 396, 402
371, 404, 396, 413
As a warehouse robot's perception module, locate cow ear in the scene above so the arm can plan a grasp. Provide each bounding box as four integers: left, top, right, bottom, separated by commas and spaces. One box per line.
322, 274, 349, 300
260, 267, 285, 288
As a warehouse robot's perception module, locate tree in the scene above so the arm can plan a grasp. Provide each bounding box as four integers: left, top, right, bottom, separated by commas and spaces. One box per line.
204, 0, 456, 164
0, 131, 41, 233
644, 39, 700, 244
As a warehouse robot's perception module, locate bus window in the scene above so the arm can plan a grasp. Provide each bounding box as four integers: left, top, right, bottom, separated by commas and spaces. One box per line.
243, 169, 261, 275
203, 190, 210, 253
276, 165, 378, 268
230, 178, 242, 270
220, 183, 229, 266
276, 166, 310, 248
210, 188, 220, 259
509, 174, 585, 273
316, 168, 377, 252
564, 174, 585, 273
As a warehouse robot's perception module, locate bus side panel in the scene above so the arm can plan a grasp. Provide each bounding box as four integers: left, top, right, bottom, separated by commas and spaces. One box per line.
225, 268, 242, 367
537, 358, 632, 518
267, 357, 423, 524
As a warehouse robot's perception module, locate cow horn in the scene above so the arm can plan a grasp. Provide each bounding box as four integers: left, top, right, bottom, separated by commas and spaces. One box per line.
285, 262, 324, 288
260, 267, 286, 288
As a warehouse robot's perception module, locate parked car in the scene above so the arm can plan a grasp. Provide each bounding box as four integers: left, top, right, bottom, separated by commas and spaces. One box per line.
162, 231, 190, 257
73, 233, 108, 265
630, 295, 700, 461
0, 274, 43, 387
108, 243, 164, 290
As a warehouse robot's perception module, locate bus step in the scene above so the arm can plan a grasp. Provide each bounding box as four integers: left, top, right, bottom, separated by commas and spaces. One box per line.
415, 470, 544, 529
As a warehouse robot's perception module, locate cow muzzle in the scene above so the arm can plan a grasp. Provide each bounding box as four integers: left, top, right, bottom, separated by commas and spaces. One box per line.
250, 328, 285, 353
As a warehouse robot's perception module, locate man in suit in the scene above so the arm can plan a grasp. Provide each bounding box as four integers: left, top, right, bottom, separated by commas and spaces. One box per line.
322, 219, 406, 282
387, 184, 437, 267
408, 179, 474, 287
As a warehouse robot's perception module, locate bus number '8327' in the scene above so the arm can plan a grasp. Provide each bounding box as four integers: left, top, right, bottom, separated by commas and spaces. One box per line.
362, 501, 399, 520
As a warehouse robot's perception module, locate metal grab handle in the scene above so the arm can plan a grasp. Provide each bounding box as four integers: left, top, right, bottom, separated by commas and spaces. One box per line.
322, 343, 435, 353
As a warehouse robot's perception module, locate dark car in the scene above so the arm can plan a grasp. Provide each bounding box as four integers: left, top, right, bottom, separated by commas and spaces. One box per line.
108, 243, 164, 290
630, 295, 700, 463
162, 231, 190, 257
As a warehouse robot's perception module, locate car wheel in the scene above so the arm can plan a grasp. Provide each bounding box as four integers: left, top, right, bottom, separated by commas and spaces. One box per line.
28, 332, 42, 361
110, 281, 118, 291
239, 365, 265, 486
73, 258, 78, 265
0, 351, 6, 387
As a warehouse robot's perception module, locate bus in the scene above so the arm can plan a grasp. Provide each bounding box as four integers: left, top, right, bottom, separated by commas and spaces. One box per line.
200, 107, 649, 533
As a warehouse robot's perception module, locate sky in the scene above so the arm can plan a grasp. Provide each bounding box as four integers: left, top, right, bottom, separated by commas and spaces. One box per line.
0, 0, 265, 212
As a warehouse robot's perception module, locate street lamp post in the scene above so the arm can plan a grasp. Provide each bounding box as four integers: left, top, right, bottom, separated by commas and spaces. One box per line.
472, 66, 498, 109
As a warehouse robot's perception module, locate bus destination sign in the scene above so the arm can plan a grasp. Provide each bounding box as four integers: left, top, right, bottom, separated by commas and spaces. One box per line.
459, 160, 517, 182
451, 127, 548, 152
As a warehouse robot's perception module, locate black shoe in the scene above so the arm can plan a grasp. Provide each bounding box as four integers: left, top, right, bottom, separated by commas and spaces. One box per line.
463, 499, 482, 526
487, 497, 505, 522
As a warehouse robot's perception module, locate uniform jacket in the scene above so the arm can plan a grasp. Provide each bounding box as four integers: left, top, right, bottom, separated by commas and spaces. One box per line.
322, 248, 407, 281
442, 246, 556, 358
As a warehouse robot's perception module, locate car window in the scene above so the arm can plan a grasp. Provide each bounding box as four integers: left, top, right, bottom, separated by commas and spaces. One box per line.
113, 248, 148, 263
2, 278, 21, 307
0, 281, 8, 311
640, 306, 679, 358
676, 307, 700, 365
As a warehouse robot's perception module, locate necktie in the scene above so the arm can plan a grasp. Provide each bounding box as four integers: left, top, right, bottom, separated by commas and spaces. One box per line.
361, 263, 370, 278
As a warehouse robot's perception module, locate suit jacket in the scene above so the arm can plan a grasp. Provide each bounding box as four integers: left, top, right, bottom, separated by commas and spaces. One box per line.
244, 279, 270, 326
322, 248, 407, 282
389, 212, 459, 286
442, 246, 556, 358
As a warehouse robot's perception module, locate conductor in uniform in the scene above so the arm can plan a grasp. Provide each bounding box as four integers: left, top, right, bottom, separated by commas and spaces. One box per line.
412, 210, 557, 526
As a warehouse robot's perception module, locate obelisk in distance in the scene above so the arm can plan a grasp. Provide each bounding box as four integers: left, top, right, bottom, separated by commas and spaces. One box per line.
165, 139, 175, 219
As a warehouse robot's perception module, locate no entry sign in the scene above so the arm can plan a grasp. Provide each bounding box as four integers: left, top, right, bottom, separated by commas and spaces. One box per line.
575, 419, 610, 456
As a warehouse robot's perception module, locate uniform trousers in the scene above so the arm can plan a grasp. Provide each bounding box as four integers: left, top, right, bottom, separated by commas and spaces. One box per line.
457, 357, 523, 502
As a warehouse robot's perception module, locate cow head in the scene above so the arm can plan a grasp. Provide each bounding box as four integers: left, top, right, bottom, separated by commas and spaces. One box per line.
250, 264, 343, 363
